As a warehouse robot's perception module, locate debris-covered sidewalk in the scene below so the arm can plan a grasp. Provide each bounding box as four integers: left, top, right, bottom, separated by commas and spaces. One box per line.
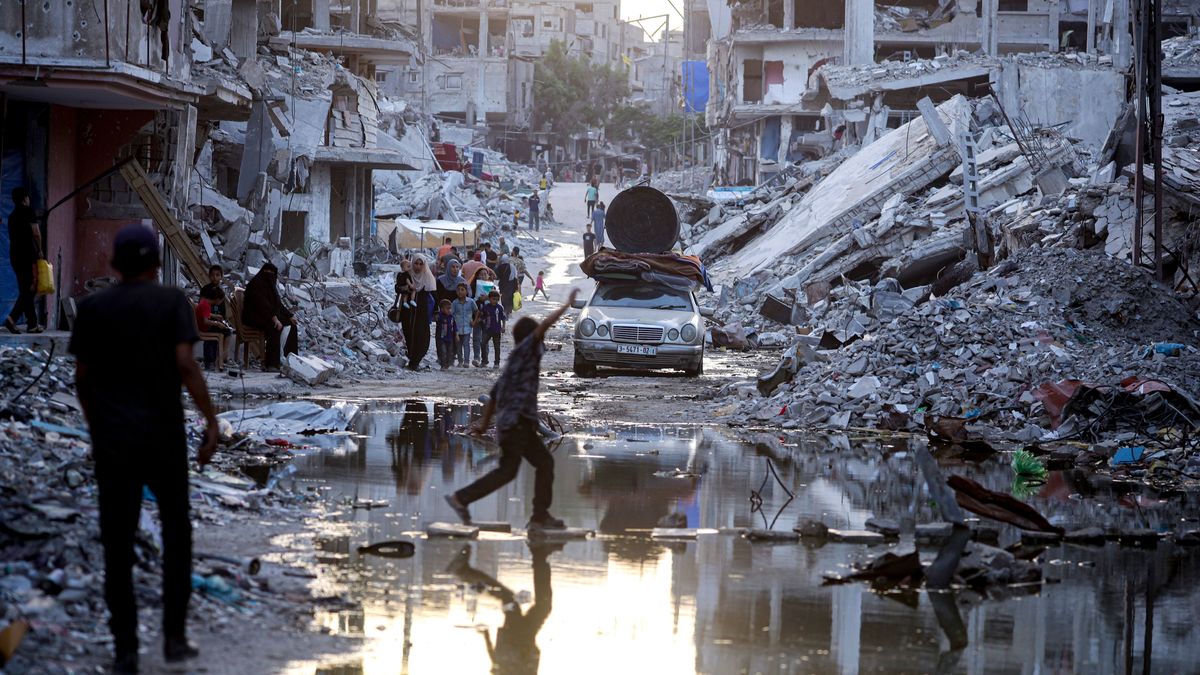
0, 347, 358, 673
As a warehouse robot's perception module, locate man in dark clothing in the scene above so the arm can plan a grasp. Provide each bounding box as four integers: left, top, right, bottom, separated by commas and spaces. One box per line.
445, 288, 580, 532
70, 223, 220, 675
5, 187, 43, 334
241, 263, 299, 370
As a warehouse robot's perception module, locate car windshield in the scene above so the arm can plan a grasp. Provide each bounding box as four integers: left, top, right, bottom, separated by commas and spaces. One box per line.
590, 284, 693, 311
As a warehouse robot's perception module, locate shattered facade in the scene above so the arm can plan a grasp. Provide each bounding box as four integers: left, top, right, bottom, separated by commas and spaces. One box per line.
704, 0, 1143, 184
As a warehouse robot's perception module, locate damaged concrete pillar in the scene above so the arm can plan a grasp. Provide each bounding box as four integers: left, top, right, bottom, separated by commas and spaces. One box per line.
313, 0, 331, 31
230, 0, 259, 60
980, 0, 999, 55
204, 0, 233, 50
843, 0, 874, 66
308, 163, 332, 244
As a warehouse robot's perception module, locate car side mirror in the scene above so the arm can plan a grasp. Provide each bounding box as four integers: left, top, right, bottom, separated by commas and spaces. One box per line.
699, 306, 716, 318
571, 297, 588, 310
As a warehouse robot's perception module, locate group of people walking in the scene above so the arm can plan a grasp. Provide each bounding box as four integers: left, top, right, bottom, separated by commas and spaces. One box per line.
393, 237, 539, 371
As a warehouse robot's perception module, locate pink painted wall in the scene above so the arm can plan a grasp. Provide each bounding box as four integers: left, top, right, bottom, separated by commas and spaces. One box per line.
46, 106, 77, 320
69, 108, 155, 291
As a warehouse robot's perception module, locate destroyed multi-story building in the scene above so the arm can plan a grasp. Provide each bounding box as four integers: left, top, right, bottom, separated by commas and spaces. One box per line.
0, 0, 435, 331
0, 0, 208, 330
700, 0, 1189, 183
373, 0, 628, 161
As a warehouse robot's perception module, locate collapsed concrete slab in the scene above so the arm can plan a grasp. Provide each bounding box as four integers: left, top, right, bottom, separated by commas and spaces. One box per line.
710, 95, 969, 280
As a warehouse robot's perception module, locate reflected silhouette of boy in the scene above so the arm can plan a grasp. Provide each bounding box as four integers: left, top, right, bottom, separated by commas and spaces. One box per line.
446, 543, 561, 674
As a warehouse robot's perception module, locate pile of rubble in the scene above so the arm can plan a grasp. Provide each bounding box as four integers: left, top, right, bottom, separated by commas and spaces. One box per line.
0, 347, 332, 672
650, 166, 713, 196
721, 247, 1200, 436
1163, 30, 1200, 76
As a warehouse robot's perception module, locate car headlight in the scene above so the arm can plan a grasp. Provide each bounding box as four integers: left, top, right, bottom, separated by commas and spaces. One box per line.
681, 324, 697, 342
667, 328, 680, 341
580, 319, 596, 337
597, 324, 609, 337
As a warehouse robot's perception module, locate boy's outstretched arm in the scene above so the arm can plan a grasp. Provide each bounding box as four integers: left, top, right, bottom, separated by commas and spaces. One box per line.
533, 288, 580, 341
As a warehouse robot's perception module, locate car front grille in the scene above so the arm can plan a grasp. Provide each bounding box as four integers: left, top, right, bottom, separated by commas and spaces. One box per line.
611, 324, 665, 344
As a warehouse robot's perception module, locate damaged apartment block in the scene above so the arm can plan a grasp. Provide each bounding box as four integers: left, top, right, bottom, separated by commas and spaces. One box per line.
705, 0, 1146, 185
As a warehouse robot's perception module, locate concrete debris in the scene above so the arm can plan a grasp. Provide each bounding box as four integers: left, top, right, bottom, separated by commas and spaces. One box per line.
721, 247, 1200, 441
0, 347, 331, 672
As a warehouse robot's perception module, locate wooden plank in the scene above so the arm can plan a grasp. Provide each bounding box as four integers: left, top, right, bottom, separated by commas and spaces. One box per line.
118, 161, 210, 286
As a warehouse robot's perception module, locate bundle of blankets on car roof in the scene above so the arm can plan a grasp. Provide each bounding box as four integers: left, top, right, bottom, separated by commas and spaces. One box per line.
580, 248, 714, 293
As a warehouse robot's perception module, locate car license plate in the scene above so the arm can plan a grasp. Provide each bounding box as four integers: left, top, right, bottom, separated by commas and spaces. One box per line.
617, 344, 657, 356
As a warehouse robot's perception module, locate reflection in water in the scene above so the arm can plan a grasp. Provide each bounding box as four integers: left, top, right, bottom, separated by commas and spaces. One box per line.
286, 402, 1200, 674
447, 543, 557, 675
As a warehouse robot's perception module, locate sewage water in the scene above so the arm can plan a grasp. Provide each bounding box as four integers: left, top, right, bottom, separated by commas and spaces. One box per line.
287, 402, 1200, 674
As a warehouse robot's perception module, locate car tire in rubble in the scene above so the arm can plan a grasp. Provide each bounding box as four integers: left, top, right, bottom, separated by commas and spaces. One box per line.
573, 353, 597, 378
684, 352, 704, 378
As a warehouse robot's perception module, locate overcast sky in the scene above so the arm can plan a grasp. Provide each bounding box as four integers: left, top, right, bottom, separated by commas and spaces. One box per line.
621, 0, 685, 40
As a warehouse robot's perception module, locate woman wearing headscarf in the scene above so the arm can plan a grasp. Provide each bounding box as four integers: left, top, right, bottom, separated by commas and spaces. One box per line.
436, 259, 467, 306
401, 254, 437, 370
461, 258, 486, 288
242, 263, 299, 371
495, 255, 519, 314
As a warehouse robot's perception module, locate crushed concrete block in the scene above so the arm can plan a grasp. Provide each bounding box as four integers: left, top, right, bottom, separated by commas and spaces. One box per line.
284, 353, 337, 386
827, 529, 886, 544
864, 518, 901, 537
745, 529, 800, 542
915, 522, 954, 543
426, 522, 480, 538
847, 376, 881, 399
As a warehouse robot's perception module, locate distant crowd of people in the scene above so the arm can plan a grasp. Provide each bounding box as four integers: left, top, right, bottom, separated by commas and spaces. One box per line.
393, 236, 548, 371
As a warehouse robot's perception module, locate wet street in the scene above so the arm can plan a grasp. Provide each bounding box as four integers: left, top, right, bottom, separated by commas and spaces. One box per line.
267, 403, 1200, 674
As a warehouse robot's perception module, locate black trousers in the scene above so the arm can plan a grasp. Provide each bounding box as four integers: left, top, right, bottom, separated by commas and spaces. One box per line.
94, 445, 192, 655
7, 262, 36, 327
482, 332, 502, 365
456, 419, 553, 517
256, 322, 299, 369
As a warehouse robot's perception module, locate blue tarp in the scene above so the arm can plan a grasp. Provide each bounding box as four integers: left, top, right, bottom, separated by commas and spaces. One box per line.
0, 150, 25, 321
760, 116, 781, 161
681, 61, 709, 113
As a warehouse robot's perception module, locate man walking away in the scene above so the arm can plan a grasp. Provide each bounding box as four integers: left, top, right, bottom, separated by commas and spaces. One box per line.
527, 191, 541, 232
445, 289, 581, 532
591, 201, 607, 248
70, 224, 220, 674
585, 182, 599, 218
4, 187, 43, 334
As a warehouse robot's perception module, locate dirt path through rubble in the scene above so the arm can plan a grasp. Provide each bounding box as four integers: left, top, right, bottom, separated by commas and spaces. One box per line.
325, 181, 775, 424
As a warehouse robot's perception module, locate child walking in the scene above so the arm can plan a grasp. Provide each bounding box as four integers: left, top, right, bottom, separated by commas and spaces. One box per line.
582, 223, 596, 258
479, 290, 507, 367
445, 289, 582, 532
395, 259, 416, 308
451, 283, 478, 367
435, 299, 456, 370
531, 271, 549, 301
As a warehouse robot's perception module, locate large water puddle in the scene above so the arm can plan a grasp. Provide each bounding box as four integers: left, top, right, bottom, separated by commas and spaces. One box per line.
281, 402, 1200, 674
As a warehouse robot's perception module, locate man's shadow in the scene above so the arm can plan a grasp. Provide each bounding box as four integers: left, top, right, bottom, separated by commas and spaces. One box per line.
446, 542, 562, 675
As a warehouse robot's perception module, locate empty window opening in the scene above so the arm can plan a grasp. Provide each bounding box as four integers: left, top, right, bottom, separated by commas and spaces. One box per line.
742, 59, 763, 103
767, 0, 784, 28
432, 15, 481, 56
795, 0, 844, 29
280, 212, 307, 251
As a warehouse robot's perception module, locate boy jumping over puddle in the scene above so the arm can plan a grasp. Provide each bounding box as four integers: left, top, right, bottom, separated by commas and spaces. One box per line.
445, 288, 581, 533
